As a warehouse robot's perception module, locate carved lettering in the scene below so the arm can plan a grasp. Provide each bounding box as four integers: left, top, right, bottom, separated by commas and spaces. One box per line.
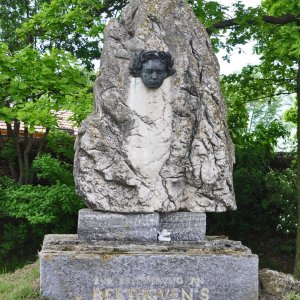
190, 277, 204, 287
145, 290, 159, 300
93, 289, 103, 300
182, 289, 193, 300
200, 288, 209, 300
136, 288, 141, 300
171, 289, 180, 300
105, 289, 114, 300
92, 287, 207, 300
128, 288, 134, 300
175, 277, 184, 285
116, 289, 121, 300
159, 289, 170, 300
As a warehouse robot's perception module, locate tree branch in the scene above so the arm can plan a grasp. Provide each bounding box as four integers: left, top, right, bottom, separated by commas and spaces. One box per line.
24, 133, 34, 184
227, 91, 295, 109
36, 127, 50, 156
207, 14, 300, 34
94, 0, 128, 17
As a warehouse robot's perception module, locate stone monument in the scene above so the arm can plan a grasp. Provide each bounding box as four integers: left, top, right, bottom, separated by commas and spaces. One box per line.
73, 1, 236, 213
40, 0, 259, 299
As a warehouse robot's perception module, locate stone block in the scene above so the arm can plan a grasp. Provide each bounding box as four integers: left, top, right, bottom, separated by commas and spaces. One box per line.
78, 209, 159, 242
78, 210, 206, 242
40, 235, 259, 300
159, 212, 206, 241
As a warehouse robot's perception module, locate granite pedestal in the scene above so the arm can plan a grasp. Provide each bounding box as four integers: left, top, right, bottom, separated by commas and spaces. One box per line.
40, 234, 258, 300
78, 209, 206, 242
159, 212, 206, 241
78, 209, 160, 242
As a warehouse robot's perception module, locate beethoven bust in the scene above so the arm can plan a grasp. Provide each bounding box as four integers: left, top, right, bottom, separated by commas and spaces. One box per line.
130, 50, 175, 89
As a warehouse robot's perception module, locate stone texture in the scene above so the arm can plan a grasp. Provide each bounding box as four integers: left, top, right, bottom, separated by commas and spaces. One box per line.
74, 0, 236, 213
259, 269, 300, 299
78, 209, 159, 242
40, 234, 258, 300
77, 209, 206, 242
159, 212, 206, 241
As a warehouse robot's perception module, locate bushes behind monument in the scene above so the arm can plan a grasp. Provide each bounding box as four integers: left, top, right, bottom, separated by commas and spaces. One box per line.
208, 120, 296, 272
0, 131, 84, 272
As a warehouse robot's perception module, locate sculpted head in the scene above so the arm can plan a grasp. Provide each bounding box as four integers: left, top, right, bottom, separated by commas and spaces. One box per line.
130, 50, 176, 89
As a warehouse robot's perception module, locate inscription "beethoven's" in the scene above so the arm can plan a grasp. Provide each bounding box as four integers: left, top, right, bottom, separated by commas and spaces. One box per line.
91, 288, 209, 300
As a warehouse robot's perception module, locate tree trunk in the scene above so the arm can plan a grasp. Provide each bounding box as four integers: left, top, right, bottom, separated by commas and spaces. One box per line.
29, 128, 50, 183
36, 128, 50, 156
0, 129, 18, 181
24, 130, 34, 184
294, 61, 300, 279
8, 121, 25, 184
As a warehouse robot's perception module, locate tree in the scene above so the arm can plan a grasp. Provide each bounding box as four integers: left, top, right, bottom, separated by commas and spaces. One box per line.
193, 0, 300, 277
0, 43, 93, 184
0, 0, 94, 184
17, 0, 128, 69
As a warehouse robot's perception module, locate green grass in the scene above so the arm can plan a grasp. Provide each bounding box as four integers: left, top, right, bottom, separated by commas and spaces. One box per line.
0, 261, 41, 300
285, 294, 300, 300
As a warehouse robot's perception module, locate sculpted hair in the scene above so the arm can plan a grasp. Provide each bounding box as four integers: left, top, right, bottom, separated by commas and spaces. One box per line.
130, 50, 176, 77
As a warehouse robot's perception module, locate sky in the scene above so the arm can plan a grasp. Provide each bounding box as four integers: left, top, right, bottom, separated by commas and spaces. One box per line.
215, 0, 262, 74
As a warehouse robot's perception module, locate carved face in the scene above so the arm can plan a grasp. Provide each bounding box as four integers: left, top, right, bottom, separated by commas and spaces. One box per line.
141, 59, 167, 89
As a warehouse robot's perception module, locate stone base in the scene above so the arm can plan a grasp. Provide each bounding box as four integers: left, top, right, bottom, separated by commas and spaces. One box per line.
159, 212, 206, 241
78, 209, 160, 242
40, 234, 259, 300
78, 209, 206, 242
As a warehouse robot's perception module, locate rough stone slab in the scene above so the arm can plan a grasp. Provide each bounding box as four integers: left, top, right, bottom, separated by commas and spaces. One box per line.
74, 0, 236, 213
78, 209, 159, 242
78, 210, 206, 242
259, 268, 300, 299
159, 212, 206, 241
40, 234, 258, 300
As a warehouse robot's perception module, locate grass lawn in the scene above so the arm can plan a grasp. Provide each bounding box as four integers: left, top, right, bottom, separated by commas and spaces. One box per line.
0, 261, 40, 300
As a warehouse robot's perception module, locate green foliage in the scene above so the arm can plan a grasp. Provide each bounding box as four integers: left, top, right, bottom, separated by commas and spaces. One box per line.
45, 130, 76, 162
32, 154, 74, 185
0, 43, 92, 132
284, 100, 297, 125
209, 69, 296, 261
265, 168, 297, 235
189, 0, 229, 28
0, 173, 83, 269
17, 0, 128, 69
285, 293, 300, 300
0, 129, 84, 271
0, 176, 83, 227
208, 120, 298, 272
261, 0, 300, 60
32, 131, 77, 185
0, 0, 94, 183
0, 219, 44, 273
0, 139, 17, 163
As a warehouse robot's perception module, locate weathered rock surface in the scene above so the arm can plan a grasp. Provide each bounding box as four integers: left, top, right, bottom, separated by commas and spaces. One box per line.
74, 0, 236, 212
259, 269, 300, 299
